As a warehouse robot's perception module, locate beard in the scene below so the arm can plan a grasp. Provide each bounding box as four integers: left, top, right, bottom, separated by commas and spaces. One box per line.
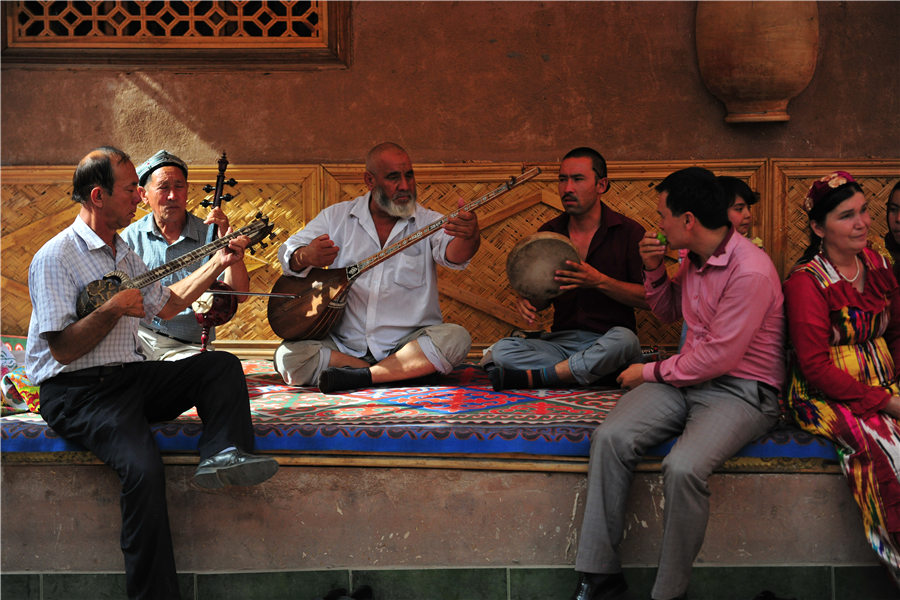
372, 186, 416, 218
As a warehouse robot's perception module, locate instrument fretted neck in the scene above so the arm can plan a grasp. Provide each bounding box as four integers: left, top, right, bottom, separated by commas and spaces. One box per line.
348, 166, 540, 280
128, 225, 254, 289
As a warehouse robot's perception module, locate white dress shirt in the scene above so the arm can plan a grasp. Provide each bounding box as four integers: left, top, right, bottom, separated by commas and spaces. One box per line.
277, 193, 468, 361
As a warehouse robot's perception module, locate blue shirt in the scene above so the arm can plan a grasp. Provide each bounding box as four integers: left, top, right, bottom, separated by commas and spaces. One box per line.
26, 217, 170, 385
122, 211, 214, 343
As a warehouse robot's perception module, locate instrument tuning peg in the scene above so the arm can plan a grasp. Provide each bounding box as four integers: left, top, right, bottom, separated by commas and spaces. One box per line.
225, 178, 237, 187
221, 193, 233, 203
203, 184, 214, 192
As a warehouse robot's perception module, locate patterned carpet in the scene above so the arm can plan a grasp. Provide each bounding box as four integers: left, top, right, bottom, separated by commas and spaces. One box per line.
1, 360, 837, 460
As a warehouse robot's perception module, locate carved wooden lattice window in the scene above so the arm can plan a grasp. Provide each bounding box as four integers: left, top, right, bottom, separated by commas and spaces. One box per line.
1, 1, 350, 70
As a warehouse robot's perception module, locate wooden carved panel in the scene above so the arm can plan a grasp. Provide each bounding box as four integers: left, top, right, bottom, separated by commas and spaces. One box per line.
1, 1, 351, 70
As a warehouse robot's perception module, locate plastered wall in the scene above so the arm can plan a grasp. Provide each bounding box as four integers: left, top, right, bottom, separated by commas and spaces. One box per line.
1, 1, 898, 168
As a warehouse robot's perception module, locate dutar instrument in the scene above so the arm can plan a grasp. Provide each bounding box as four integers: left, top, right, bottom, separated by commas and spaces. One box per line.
267, 167, 542, 341
77, 215, 275, 318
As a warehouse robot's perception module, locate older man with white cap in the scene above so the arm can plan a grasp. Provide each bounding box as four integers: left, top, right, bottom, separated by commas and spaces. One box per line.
122, 150, 250, 360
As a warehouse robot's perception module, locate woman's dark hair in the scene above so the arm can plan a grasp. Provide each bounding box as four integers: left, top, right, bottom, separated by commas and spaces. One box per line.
889, 180, 900, 200
798, 181, 865, 263
72, 146, 130, 204
717, 175, 759, 208
655, 167, 728, 229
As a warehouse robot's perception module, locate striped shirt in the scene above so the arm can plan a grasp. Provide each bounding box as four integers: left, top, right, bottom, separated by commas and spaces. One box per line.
26, 216, 170, 385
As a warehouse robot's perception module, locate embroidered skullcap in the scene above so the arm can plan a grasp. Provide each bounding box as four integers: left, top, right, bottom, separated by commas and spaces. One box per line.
803, 171, 856, 214
136, 150, 188, 186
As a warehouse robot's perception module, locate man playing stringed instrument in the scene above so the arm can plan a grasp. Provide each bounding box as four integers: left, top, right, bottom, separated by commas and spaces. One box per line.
123, 149, 250, 360
26, 147, 278, 600
274, 142, 480, 393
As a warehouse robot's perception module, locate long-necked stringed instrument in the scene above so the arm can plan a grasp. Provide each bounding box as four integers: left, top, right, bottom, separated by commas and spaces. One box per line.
76, 214, 275, 318
267, 167, 541, 341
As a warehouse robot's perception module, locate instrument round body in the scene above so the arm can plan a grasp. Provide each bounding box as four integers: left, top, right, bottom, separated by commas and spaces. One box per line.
267, 268, 352, 341
76, 271, 135, 318
506, 232, 579, 310
192, 280, 238, 328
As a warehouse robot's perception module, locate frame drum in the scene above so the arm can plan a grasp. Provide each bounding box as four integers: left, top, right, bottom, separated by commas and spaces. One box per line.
506, 232, 580, 310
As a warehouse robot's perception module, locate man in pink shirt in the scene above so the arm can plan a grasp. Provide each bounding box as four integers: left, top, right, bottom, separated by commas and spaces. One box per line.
570, 167, 784, 600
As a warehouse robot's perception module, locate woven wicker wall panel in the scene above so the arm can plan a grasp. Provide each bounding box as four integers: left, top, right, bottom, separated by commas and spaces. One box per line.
317, 162, 772, 350
0, 165, 319, 340
6, 159, 898, 353
2, 168, 80, 337
771, 160, 900, 276
192, 166, 320, 341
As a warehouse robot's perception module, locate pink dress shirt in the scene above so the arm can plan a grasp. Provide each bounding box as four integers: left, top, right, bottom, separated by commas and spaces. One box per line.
641, 228, 786, 391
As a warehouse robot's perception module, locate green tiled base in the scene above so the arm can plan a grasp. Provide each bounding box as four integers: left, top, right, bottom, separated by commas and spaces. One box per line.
197, 570, 348, 600
2, 566, 897, 600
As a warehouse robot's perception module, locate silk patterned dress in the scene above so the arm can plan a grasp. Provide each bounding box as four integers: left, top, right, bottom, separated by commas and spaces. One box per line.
784, 248, 900, 581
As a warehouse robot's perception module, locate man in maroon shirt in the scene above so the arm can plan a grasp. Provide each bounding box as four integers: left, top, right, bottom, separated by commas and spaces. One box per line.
485, 147, 647, 390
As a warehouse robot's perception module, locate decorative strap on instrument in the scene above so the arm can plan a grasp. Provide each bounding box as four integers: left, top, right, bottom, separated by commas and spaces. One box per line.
347, 166, 541, 280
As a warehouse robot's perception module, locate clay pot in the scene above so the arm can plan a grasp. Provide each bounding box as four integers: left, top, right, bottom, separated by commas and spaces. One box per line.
696, 1, 819, 123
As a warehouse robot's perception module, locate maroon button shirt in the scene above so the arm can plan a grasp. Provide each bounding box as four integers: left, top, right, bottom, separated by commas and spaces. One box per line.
538, 202, 646, 335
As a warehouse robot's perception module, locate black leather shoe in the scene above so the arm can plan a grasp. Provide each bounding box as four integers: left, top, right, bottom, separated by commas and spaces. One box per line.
193, 448, 279, 489
571, 572, 628, 600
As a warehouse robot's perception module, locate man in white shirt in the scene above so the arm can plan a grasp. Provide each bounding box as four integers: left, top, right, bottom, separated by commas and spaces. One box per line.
274, 142, 480, 393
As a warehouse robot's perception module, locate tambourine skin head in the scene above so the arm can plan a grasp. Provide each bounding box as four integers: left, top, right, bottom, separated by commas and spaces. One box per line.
506, 232, 580, 310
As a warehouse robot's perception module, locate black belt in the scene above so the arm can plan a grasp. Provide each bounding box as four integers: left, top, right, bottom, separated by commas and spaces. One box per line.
145, 328, 197, 345
44, 363, 138, 386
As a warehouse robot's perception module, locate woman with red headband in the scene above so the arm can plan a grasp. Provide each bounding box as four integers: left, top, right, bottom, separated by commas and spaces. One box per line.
784, 172, 900, 586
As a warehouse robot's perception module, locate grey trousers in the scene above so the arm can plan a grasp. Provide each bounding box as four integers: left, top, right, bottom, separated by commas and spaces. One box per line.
137, 327, 205, 362
575, 375, 779, 600
487, 327, 642, 385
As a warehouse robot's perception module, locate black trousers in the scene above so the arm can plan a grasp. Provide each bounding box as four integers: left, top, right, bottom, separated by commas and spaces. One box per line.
39, 351, 254, 600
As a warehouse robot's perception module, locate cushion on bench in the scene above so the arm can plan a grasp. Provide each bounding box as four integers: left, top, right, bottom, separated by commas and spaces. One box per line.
0, 359, 837, 462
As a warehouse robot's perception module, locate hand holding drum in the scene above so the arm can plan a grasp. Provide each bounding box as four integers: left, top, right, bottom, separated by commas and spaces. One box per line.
506, 232, 580, 310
